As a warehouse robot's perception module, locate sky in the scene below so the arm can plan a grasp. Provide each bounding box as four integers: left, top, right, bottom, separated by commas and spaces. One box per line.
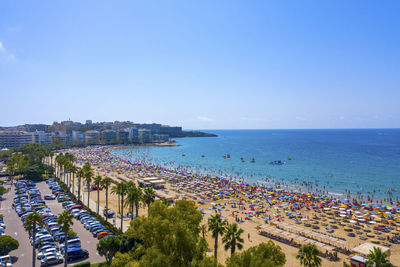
0, 1, 399, 130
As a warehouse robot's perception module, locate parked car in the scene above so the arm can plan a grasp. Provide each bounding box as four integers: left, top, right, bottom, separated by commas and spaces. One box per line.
0, 255, 12, 266
44, 195, 56, 200
103, 209, 115, 218
40, 255, 63, 266
65, 247, 89, 262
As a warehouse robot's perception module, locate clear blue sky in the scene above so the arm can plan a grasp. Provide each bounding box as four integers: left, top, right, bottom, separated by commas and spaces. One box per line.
1, 1, 399, 129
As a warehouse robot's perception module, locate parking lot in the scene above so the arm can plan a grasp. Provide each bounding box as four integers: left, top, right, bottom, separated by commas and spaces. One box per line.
1, 180, 105, 266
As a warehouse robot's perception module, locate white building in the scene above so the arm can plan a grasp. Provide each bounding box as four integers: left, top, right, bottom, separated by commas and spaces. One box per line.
117, 129, 130, 143
0, 131, 33, 148
138, 129, 152, 143
32, 131, 52, 145
72, 131, 85, 143
128, 128, 139, 143
85, 130, 100, 144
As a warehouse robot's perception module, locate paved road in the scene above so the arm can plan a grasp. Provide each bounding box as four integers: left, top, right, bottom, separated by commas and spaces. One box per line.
0, 181, 105, 267
37, 182, 105, 265
1, 182, 40, 267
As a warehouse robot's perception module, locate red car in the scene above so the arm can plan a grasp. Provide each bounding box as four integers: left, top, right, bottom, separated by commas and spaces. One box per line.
68, 205, 82, 211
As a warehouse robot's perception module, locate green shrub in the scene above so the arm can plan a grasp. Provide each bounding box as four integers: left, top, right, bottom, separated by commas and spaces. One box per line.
73, 261, 90, 267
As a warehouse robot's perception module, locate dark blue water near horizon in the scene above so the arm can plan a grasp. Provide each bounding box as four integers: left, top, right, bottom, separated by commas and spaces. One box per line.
112, 129, 400, 200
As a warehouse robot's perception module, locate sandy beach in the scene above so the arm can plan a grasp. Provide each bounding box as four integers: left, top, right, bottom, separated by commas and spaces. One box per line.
54, 146, 400, 266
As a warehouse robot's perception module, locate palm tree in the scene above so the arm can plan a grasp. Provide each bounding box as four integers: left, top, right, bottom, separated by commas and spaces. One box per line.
77, 168, 84, 202
93, 173, 103, 215
133, 186, 142, 218
57, 210, 74, 267
125, 182, 136, 220
70, 165, 77, 195
142, 187, 155, 215
49, 151, 54, 169
297, 243, 322, 267
66, 161, 73, 189
119, 182, 127, 231
222, 223, 244, 255
101, 177, 113, 221
84, 167, 93, 209
366, 247, 392, 267
200, 224, 207, 239
55, 154, 63, 178
208, 213, 227, 259
23, 211, 45, 267
111, 183, 121, 215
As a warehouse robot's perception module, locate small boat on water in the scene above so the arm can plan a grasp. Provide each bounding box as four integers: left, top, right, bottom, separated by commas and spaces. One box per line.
223, 155, 227, 159
270, 160, 284, 165
241, 157, 245, 163
201, 155, 205, 158
250, 158, 255, 163
227, 154, 230, 158
182, 154, 185, 156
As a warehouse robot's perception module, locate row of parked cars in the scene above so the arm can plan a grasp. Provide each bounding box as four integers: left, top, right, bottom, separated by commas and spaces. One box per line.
14, 180, 89, 266
0, 194, 10, 266
46, 178, 114, 240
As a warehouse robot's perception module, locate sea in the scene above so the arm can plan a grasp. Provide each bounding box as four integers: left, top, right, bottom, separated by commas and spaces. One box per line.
111, 129, 400, 201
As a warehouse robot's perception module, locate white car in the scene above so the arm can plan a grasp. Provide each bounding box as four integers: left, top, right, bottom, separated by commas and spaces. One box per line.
37, 249, 59, 260
0, 255, 12, 266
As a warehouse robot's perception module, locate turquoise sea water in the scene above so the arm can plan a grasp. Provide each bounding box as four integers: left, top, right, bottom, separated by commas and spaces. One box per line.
111, 129, 400, 200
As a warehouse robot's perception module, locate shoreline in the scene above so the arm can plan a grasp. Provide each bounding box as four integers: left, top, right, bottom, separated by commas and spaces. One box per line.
59, 145, 400, 266
109, 145, 396, 206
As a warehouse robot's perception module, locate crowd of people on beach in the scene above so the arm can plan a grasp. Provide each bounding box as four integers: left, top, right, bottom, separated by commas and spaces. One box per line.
66, 146, 400, 263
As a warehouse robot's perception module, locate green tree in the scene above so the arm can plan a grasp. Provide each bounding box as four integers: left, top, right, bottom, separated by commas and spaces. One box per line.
366, 247, 392, 267
297, 243, 322, 267
143, 187, 155, 216
111, 252, 136, 267
102, 176, 113, 221
125, 182, 137, 220
93, 173, 103, 215
23, 211, 44, 267
193, 256, 224, 267
0, 186, 7, 197
126, 200, 206, 266
222, 223, 244, 256
132, 186, 142, 218
0, 235, 19, 255
208, 214, 227, 259
97, 235, 121, 264
226, 241, 286, 267
57, 210, 74, 267
200, 224, 207, 239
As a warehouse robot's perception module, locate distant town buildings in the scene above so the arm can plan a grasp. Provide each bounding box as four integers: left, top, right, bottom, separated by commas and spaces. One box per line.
0, 120, 194, 148
85, 130, 100, 144
0, 131, 34, 148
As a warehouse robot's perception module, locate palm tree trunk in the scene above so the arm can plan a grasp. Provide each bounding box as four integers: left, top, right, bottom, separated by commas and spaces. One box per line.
130, 200, 133, 219
105, 188, 109, 222
87, 185, 90, 209
214, 236, 218, 259
117, 195, 120, 214
135, 201, 139, 217
64, 232, 68, 267
72, 173, 75, 195
120, 195, 124, 231
78, 177, 81, 202
231, 246, 234, 256
97, 188, 100, 215
32, 228, 36, 267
